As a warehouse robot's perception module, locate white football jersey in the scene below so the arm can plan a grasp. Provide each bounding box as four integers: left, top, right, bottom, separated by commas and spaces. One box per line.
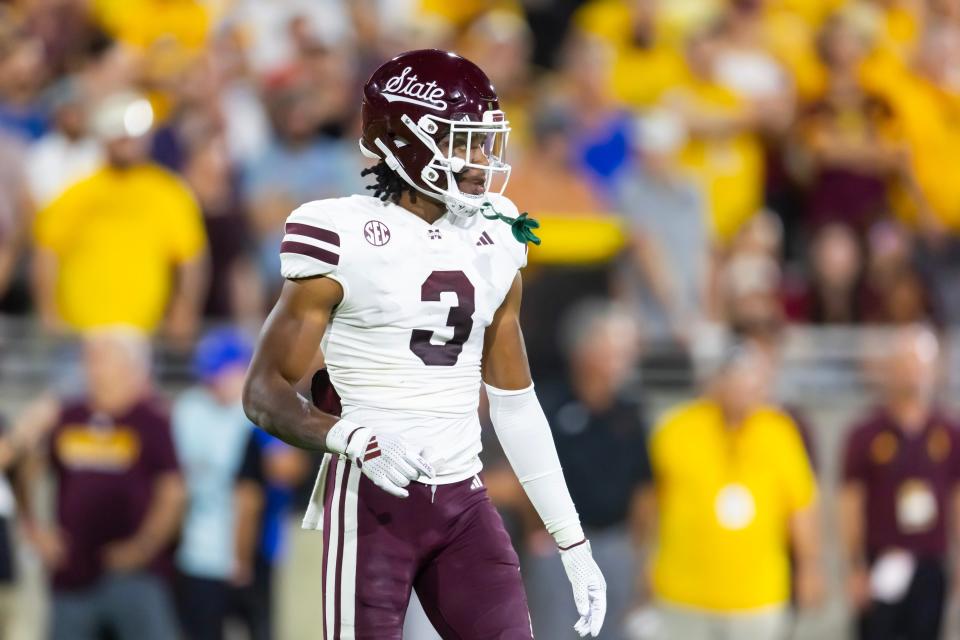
280, 193, 527, 483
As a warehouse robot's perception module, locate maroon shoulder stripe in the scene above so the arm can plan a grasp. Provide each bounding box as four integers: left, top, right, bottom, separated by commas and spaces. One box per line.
285, 222, 341, 246
281, 240, 340, 266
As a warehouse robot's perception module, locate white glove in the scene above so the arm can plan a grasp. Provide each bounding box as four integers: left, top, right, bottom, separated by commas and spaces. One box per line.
326, 419, 435, 497
560, 541, 607, 637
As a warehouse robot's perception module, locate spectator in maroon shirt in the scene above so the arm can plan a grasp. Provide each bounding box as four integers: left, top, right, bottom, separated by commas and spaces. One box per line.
839, 324, 959, 640
795, 15, 906, 235
19, 327, 185, 640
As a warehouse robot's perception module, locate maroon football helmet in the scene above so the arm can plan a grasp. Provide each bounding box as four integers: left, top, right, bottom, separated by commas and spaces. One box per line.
360, 49, 511, 217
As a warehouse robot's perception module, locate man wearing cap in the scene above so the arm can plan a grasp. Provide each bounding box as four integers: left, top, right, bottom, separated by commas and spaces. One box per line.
840, 325, 960, 640
647, 343, 823, 640
32, 91, 207, 342
171, 328, 262, 639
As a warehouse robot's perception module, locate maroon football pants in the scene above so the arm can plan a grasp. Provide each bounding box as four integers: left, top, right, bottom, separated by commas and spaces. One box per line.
319, 456, 534, 639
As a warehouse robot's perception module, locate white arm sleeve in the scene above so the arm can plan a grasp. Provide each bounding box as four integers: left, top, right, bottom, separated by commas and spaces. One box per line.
485, 383, 585, 548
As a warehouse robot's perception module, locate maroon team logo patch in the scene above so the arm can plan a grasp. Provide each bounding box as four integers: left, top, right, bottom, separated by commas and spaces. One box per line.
364, 220, 391, 246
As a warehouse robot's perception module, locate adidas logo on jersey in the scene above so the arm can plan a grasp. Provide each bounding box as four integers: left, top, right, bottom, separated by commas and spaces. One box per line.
470, 475, 483, 491
476, 231, 494, 246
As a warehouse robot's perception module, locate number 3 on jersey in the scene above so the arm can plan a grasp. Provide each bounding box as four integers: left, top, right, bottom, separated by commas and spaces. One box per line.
409, 271, 475, 366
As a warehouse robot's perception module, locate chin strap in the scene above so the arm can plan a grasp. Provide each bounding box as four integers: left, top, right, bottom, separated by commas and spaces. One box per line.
480, 202, 542, 246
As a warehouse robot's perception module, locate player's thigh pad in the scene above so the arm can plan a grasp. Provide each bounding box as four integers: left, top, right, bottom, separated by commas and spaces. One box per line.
414, 485, 534, 640
322, 456, 419, 640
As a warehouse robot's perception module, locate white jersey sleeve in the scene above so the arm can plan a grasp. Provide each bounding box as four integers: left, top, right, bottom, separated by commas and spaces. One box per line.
279, 201, 345, 283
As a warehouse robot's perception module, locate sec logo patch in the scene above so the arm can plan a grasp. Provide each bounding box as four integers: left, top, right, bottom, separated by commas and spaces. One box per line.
364, 220, 391, 246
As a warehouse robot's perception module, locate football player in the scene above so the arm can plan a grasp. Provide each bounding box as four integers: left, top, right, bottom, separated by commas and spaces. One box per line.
243, 49, 607, 639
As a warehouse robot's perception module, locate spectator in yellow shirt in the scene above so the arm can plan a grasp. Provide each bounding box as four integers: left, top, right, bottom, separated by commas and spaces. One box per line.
418, 0, 520, 30
666, 29, 767, 243
877, 25, 960, 231
33, 91, 207, 341
574, 0, 721, 49
91, 0, 210, 52
574, 0, 691, 109
649, 343, 823, 640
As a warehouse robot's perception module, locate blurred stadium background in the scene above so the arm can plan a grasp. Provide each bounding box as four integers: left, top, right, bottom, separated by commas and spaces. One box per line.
2, 0, 960, 638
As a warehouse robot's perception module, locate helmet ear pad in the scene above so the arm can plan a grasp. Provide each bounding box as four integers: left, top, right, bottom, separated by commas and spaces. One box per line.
362, 116, 452, 195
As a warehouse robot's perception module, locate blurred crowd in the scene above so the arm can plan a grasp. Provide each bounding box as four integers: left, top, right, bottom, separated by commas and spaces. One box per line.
1, 326, 311, 640
3, 0, 960, 639
1, 0, 960, 342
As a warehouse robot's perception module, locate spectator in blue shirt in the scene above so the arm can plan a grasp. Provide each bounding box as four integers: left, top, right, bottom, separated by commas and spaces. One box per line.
231, 428, 308, 640
171, 328, 256, 639
0, 33, 49, 142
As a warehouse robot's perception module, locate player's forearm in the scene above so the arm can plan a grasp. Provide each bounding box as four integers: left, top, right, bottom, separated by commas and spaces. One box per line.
242, 368, 339, 450
486, 383, 585, 548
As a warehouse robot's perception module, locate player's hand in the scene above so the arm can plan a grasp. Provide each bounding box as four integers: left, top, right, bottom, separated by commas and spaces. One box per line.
351, 432, 435, 497
560, 541, 607, 637
326, 420, 435, 498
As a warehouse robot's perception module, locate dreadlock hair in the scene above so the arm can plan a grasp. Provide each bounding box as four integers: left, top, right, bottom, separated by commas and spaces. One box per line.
360, 161, 419, 204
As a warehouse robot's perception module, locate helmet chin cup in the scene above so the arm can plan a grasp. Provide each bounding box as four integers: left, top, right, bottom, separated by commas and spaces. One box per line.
443, 192, 485, 219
